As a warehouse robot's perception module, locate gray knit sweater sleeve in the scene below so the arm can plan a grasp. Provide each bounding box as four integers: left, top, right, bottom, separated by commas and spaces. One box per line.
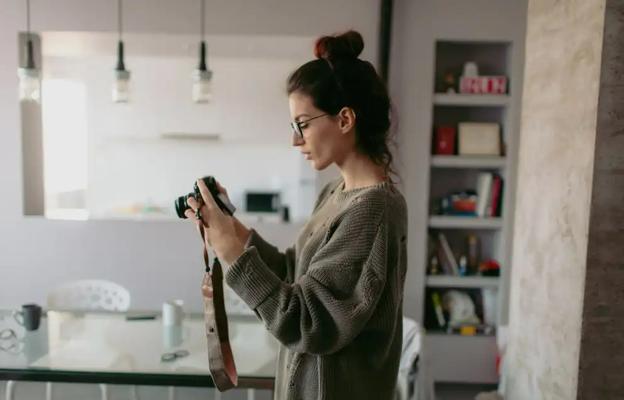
241, 181, 337, 282
225, 191, 389, 355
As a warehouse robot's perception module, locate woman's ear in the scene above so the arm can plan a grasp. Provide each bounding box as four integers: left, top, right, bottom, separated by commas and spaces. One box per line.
338, 107, 356, 134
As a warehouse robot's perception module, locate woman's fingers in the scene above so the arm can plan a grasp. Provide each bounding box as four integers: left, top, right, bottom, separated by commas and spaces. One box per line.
187, 196, 210, 225
196, 179, 222, 214
187, 196, 199, 211
184, 209, 195, 219
215, 180, 229, 197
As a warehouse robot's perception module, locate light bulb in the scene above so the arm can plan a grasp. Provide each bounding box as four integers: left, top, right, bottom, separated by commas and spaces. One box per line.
112, 69, 131, 103
18, 67, 40, 103
192, 69, 212, 103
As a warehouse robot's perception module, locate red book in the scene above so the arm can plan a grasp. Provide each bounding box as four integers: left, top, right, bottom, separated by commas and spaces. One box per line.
434, 126, 456, 155
489, 175, 503, 217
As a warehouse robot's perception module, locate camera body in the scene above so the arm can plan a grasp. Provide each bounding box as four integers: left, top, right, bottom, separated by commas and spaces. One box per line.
175, 176, 236, 218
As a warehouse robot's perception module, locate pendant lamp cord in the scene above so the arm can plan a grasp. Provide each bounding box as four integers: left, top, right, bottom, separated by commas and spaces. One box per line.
200, 0, 205, 40
26, 0, 31, 39
118, 0, 123, 41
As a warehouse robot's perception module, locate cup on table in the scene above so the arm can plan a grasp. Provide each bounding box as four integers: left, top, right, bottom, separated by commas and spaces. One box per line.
13, 303, 42, 331
162, 299, 184, 327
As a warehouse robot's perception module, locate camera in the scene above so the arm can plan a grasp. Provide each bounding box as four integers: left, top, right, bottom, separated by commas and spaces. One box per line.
175, 176, 236, 218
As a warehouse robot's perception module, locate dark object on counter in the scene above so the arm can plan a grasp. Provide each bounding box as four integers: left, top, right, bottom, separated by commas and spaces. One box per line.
14, 303, 42, 331
245, 192, 280, 213
125, 312, 158, 321
281, 205, 290, 222
175, 176, 236, 218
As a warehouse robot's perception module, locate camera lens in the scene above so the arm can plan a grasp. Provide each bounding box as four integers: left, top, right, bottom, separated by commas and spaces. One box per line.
174, 193, 194, 219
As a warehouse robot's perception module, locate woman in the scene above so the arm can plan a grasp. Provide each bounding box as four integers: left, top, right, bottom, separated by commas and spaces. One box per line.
186, 30, 408, 400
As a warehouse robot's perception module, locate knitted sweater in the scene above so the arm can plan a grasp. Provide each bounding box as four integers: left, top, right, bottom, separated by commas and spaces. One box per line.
225, 177, 408, 400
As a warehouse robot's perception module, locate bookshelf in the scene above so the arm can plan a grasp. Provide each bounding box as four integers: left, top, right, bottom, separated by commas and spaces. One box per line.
421, 39, 520, 384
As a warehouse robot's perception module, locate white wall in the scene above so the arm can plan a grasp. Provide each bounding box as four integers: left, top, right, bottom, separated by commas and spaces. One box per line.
0, 0, 380, 311
42, 33, 314, 220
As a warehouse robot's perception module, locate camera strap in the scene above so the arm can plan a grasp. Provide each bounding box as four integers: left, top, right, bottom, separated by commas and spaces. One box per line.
199, 227, 238, 391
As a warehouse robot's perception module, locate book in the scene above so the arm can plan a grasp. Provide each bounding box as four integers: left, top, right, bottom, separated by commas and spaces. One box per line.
495, 175, 505, 216
489, 175, 503, 217
476, 172, 493, 217
433, 126, 456, 155
431, 291, 446, 328
438, 233, 459, 275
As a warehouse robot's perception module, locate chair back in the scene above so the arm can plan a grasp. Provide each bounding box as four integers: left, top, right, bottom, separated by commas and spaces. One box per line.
47, 279, 131, 312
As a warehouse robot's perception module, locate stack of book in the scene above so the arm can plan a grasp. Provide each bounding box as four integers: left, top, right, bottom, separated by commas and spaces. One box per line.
476, 172, 504, 217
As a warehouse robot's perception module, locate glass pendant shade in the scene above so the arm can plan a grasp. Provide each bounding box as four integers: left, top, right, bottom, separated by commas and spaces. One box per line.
112, 40, 130, 103
112, 69, 130, 103
18, 35, 40, 103
192, 68, 212, 103
18, 66, 40, 102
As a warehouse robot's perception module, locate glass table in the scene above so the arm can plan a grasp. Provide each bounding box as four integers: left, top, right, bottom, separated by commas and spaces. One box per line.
0, 310, 278, 390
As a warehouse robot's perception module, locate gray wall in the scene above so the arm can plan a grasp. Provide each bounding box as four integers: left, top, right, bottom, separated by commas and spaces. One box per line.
503, 1, 607, 399
0, 0, 380, 311
577, 1, 624, 398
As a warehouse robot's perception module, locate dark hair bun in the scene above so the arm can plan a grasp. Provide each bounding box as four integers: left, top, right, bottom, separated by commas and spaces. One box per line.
314, 30, 364, 61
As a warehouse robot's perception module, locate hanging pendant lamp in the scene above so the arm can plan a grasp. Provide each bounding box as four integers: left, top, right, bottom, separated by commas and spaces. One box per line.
192, 0, 213, 103
112, 0, 131, 103
18, 0, 40, 103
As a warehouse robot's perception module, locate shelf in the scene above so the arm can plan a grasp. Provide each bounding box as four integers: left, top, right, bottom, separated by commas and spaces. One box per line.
429, 216, 503, 229
425, 330, 496, 338
426, 275, 500, 288
431, 155, 506, 169
433, 93, 510, 107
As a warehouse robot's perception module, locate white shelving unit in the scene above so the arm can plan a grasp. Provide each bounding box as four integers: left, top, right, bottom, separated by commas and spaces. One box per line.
420, 39, 521, 385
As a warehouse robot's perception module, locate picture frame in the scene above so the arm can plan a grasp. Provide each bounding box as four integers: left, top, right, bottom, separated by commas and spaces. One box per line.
457, 122, 501, 156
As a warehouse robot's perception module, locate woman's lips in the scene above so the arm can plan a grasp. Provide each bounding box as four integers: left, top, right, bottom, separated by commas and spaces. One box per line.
302, 152, 311, 159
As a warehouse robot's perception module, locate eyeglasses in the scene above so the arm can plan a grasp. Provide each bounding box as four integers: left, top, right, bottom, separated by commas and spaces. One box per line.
161, 349, 190, 362
290, 114, 329, 140
0, 328, 23, 354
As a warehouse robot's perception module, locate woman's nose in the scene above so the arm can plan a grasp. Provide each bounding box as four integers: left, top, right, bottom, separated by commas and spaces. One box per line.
292, 132, 304, 146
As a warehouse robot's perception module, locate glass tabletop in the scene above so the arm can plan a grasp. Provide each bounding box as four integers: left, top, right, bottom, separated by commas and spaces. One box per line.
0, 310, 278, 387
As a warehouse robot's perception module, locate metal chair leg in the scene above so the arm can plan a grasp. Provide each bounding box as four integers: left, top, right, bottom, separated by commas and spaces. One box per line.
131, 385, 139, 400
168, 386, 175, 400
45, 382, 53, 400
5, 381, 15, 400
98, 383, 109, 400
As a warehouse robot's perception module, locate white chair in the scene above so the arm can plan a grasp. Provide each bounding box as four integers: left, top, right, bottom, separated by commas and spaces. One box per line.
4, 280, 134, 400
46, 280, 131, 312
395, 317, 434, 400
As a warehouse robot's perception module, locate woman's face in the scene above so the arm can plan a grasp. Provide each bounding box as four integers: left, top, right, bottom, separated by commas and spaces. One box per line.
288, 91, 353, 170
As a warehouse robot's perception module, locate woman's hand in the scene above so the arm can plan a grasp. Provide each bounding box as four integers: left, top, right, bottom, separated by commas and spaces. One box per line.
184, 179, 246, 266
